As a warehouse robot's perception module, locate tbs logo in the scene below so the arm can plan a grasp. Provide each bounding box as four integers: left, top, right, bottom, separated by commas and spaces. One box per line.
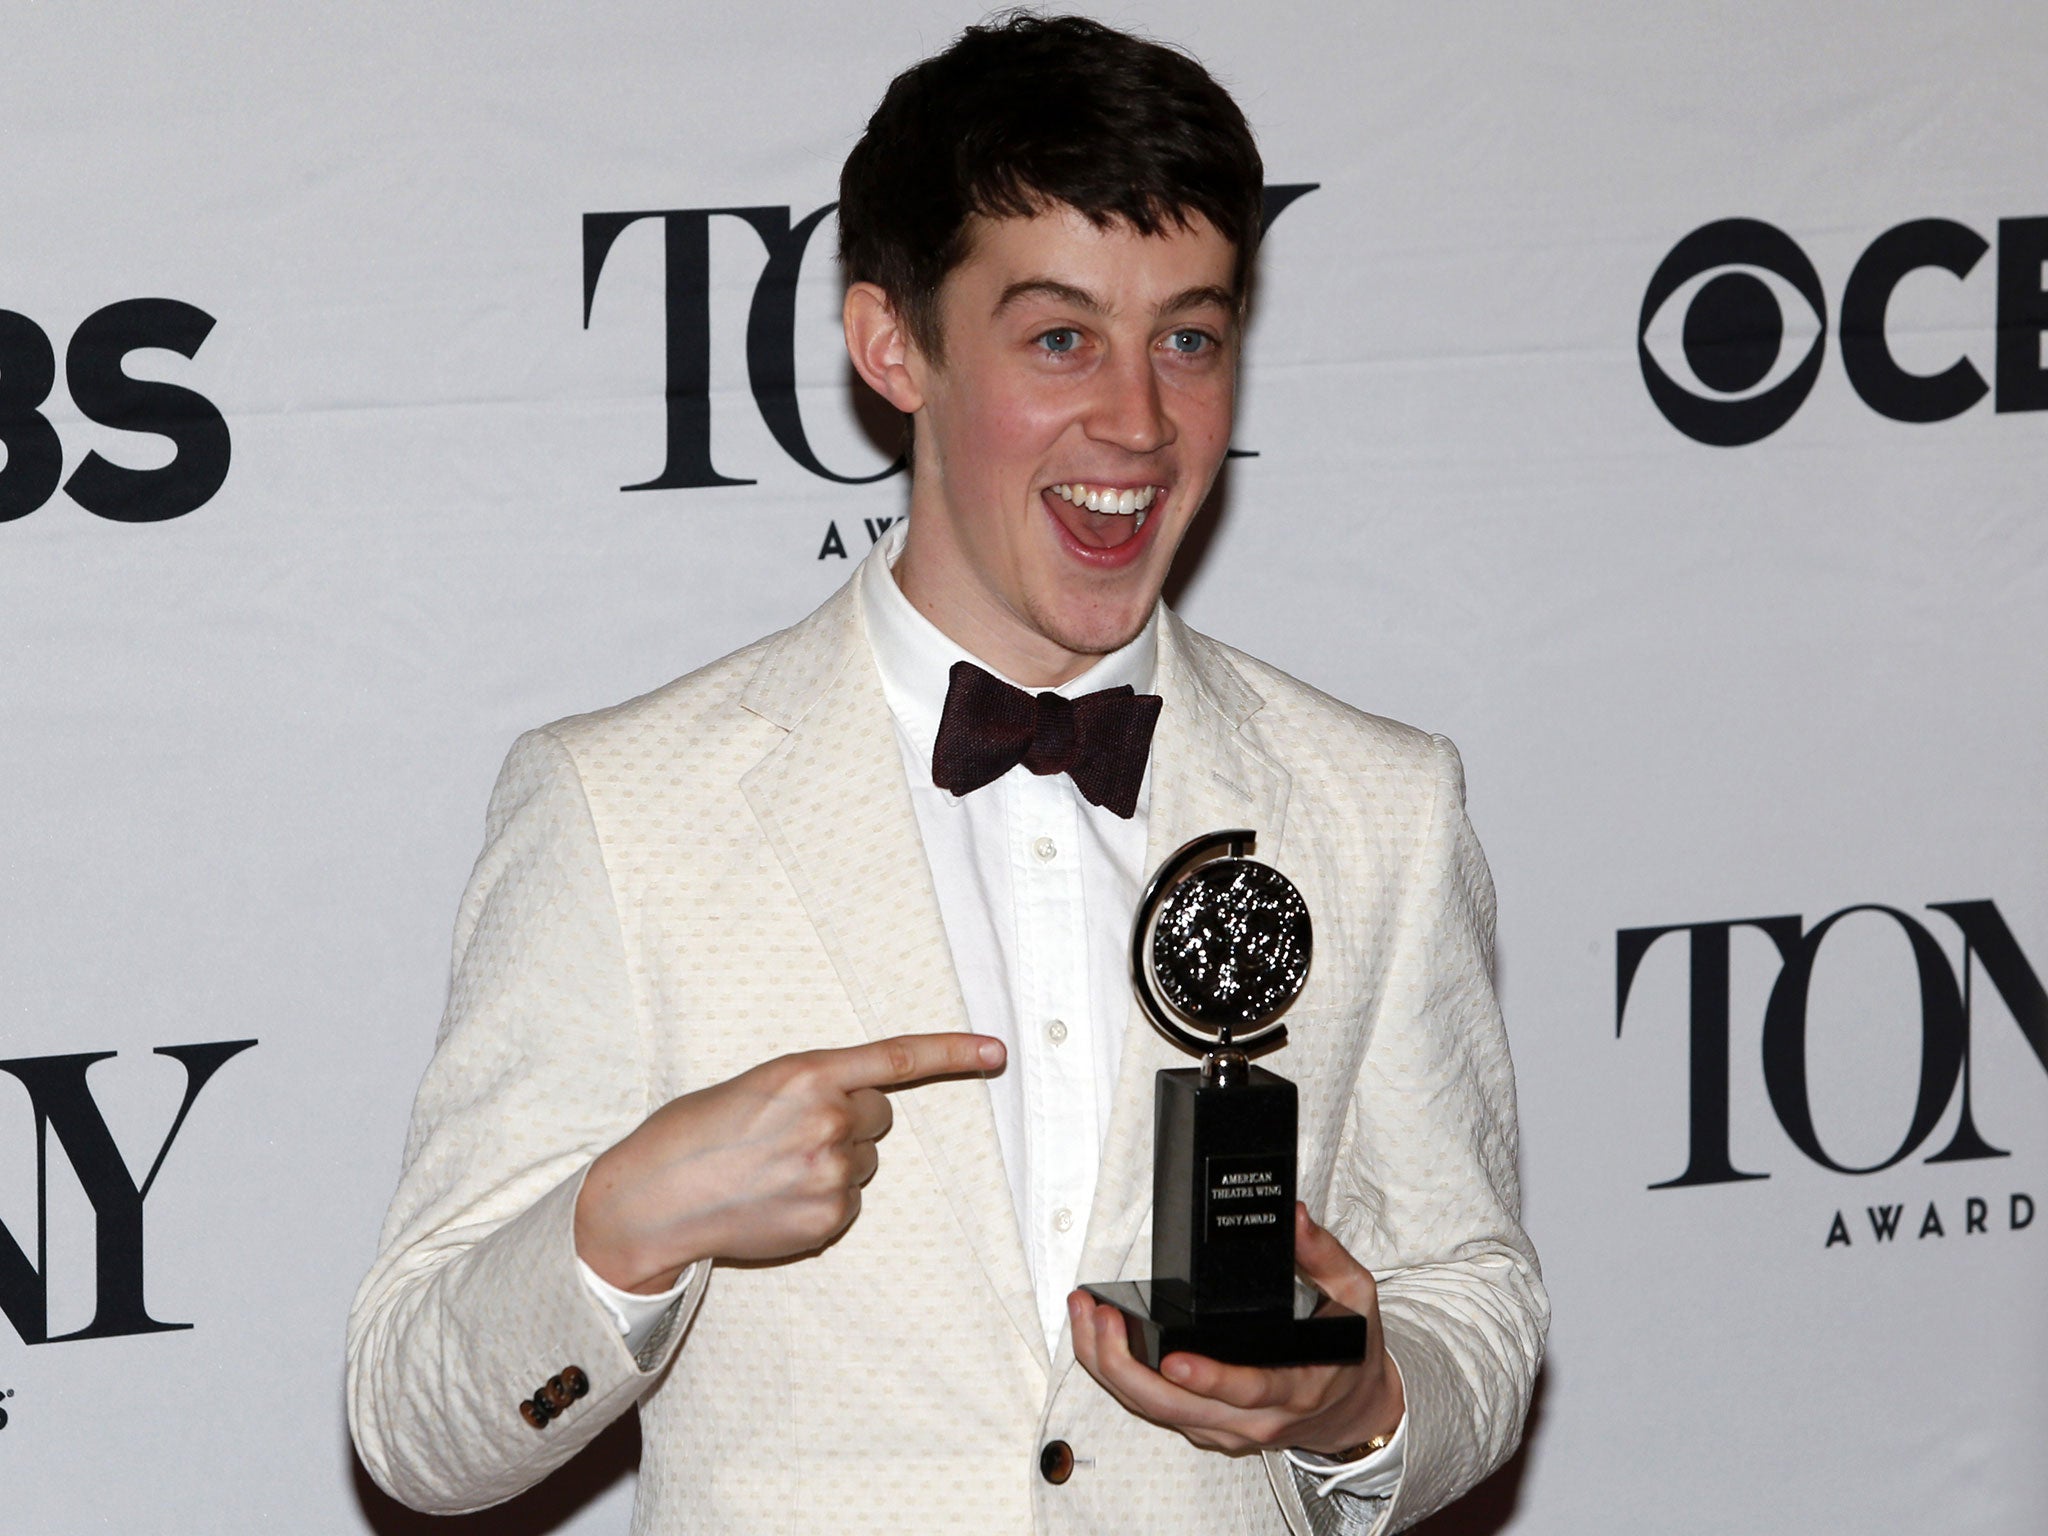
1638, 216, 2048, 445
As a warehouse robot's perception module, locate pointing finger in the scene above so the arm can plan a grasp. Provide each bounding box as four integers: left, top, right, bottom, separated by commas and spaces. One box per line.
822, 1032, 1006, 1092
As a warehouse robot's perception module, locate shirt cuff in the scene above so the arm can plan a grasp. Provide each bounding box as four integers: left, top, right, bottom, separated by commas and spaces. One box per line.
576, 1257, 698, 1357
1281, 1355, 1408, 1501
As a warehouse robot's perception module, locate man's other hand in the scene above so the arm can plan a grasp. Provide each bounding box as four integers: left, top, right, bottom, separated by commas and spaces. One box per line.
1069, 1204, 1405, 1456
573, 1032, 1006, 1293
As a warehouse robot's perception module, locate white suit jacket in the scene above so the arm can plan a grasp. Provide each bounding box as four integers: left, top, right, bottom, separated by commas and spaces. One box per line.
346, 570, 1546, 1535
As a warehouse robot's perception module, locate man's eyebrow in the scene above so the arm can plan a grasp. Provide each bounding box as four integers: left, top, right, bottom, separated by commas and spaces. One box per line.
990, 279, 1241, 319
992, 278, 1104, 316
1156, 284, 1238, 318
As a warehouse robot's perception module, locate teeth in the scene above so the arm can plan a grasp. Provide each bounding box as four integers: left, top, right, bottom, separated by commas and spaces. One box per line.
1050, 483, 1160, 515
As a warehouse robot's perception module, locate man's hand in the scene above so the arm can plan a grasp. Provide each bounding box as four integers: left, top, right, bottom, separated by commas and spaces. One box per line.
1069, 1204, 1405, 1456
574, 1032, 1005, 1293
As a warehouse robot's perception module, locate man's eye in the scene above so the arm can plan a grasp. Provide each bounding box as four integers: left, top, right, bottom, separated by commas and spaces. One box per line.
1166, 329, 1213, 355
1038, 328, 1081, 355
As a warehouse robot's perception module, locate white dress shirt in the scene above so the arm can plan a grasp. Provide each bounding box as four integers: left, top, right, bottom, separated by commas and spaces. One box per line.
859, 522, 1154, 1349
579, 522, 1403, 1511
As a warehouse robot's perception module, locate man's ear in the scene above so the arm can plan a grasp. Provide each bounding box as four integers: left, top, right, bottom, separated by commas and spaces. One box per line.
843, 282, 927, 414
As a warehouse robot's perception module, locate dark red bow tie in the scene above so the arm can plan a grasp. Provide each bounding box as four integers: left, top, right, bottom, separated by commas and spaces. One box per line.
930, 660, 1162, 819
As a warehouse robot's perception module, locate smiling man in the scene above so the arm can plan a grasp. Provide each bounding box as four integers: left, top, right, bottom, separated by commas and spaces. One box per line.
846, 200, 1237, 682
349, 15, 1544, 1536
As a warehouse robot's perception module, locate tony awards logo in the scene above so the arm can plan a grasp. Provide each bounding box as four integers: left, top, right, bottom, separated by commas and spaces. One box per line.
1083, 831, 1366, 1366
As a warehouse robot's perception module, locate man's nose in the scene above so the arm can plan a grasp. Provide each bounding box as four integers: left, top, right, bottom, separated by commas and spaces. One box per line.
1085, 350, 1173, 454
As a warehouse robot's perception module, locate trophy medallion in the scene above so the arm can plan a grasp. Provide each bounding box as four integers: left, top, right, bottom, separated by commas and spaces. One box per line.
1081, 830, 1366, 1368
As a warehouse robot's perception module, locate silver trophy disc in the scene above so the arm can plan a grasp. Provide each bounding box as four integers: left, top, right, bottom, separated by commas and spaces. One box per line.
1131, 830, 1312, 1059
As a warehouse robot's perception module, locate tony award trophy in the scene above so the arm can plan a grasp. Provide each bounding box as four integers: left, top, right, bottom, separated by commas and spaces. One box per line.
1082, 830, 1367, 1368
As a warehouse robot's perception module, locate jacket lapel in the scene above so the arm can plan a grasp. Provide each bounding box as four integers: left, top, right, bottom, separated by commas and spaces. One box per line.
738, 580, 1050, 1376
1068, 615, 1293, 1357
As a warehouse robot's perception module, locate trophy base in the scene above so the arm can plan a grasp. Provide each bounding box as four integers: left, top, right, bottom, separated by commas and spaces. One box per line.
1079, 1280, 1367, 1369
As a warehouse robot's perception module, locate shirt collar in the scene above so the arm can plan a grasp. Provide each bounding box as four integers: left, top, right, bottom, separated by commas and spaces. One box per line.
859, 518, 1161, 763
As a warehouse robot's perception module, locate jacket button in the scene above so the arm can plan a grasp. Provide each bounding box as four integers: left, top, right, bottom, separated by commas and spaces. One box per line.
521, 1396, 550, 1430
562, 1365, 590, 1398
1039, 1439, 1074, 1485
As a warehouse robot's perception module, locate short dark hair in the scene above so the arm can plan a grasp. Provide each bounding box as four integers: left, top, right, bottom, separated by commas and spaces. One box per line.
838, 12, 1265, 359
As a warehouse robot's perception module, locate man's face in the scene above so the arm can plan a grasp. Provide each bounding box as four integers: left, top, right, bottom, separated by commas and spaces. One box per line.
889, 204, 1240, 686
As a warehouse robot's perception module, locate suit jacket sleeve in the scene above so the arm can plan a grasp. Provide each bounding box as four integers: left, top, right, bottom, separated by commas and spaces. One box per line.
1267, 732, 1548, 1536
346, 728, 707, 1513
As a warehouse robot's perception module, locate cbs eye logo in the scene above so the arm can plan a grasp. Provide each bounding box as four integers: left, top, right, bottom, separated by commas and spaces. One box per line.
1638, 220, 1826, 447
1639, 214, 2048, 446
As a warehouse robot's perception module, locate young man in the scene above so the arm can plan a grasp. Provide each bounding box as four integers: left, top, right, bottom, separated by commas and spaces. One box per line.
348, 16, 1544, 1535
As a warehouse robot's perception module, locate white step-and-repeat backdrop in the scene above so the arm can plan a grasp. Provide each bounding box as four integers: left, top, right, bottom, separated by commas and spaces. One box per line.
3, 4, 2042, 1532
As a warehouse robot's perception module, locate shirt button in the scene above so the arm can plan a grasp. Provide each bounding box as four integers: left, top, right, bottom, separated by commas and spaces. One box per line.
1032, 836, 1057, 862
1045, 1019, 1068, 1045
1052, 1208, 1074, 1233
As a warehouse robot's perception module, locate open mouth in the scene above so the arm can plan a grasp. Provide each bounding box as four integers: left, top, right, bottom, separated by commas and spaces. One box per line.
1043, 482, 1161, 552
